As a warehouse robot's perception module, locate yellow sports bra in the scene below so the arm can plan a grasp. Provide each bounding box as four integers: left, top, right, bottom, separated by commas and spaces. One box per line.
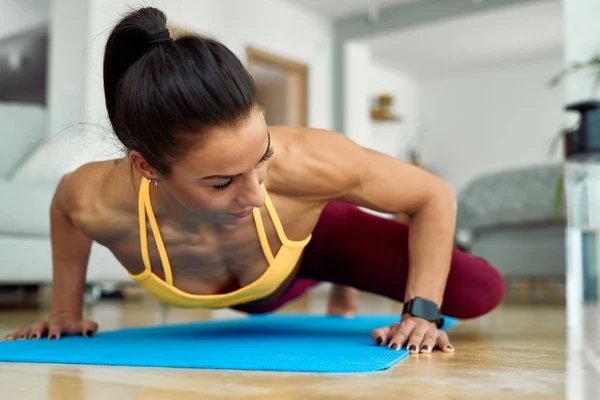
128, 178, 312, 309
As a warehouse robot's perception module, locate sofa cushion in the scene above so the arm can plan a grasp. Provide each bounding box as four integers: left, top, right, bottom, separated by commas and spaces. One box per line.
10, 127, 122, 185
0, 102, 46, 178
456, 163, 564, 232
0, 180, 58, 236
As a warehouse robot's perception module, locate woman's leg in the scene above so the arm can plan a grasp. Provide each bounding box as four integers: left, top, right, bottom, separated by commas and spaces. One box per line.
327, 284, 359, 317
295, 201, 506, 319
235, 201, 505, 319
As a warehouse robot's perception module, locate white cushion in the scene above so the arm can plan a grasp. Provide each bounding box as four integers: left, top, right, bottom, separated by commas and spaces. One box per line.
0, 102, 46, 178
0, 180, 57, 236
0, 237, 129, 283
10, 127, 123, 185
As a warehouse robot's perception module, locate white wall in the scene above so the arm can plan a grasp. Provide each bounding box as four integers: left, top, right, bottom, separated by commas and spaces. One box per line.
344, 41, 371, 146
563, 0, 600, 104
418, 57, 565, 193
79, 0, 332, 135
46, 0, 89, 138
367, 63, 417, 161
344, 41, 418, 161
0, 0, 49, 40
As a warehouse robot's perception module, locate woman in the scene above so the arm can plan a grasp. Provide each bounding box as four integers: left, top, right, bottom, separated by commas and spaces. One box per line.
5, 7, 505, 354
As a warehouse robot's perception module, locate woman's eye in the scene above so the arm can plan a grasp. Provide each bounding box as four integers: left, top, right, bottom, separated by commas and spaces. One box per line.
261, 146, 275, 163
213, 178, 234, 191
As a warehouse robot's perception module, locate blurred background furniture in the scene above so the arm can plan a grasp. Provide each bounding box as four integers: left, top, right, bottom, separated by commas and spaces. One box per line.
0, 102, 129, 305
455, 163, 566, 302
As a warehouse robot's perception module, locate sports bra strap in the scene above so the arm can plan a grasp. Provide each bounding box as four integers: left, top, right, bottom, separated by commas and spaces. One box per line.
138, 179, 174, 285
137, 180, 308, 286
252, 207, 275, 264
262, 185, 300, 247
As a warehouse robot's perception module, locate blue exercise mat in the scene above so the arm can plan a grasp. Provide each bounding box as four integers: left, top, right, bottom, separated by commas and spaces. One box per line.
0, 314, 458, 373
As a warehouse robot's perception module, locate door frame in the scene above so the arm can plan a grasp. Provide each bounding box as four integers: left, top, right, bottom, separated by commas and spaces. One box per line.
246, 46, 309, 127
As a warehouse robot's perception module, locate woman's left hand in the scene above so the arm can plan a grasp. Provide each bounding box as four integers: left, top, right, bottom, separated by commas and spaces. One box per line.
371, 314, 454, 354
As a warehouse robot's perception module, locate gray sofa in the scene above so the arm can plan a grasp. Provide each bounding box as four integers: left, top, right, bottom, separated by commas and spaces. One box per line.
455, 164, 566, 279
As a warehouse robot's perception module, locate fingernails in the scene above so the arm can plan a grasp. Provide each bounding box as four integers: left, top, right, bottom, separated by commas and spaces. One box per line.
389, 343, 398, 350
28, 334, 39, 340
408, 345, 417, 352
421, 345, 428, 352
376, 337, 382, 346
446, 345, 453, 351
85, 330, 94, 337
49, 334, 57, 340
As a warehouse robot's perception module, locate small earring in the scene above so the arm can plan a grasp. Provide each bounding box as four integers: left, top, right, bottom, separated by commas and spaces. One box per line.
154, 180, 159, 187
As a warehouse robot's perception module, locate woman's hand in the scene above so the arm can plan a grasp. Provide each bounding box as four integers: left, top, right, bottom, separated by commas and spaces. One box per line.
4, 312, 99, 341
371, 314, 453, 354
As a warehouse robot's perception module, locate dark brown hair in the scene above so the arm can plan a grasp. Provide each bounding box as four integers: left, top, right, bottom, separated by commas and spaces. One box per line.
103, 7, 256, 176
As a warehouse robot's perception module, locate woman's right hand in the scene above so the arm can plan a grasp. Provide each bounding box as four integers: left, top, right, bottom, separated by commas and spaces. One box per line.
4, 313, 99, 340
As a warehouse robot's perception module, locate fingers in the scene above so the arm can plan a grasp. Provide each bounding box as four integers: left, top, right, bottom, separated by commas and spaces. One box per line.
387, 319, 415, 351
371, 322, 400, 346
27, 322, 48, 340
419, 329, 438, 354
80, 320, 99, 337
4, 319, 99, 341
4, 331, 20, 341
436, 331, 454, 353
17, 328, 31, 340
5, 322, 47, 341
403, 320, 432, 354
4, 328, 31, 341
47, 321, 63, 340
372, 318, 454, 355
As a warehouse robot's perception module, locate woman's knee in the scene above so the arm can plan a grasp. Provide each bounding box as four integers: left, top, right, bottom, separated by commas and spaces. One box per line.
443, 252, 506, 319
475, 257, 506, 315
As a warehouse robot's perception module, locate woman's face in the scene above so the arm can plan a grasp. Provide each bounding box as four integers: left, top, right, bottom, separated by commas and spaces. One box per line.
162, 107, 274, 223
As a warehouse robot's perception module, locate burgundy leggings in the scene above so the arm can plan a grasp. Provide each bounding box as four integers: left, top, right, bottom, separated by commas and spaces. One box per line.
242, 201, 506, 319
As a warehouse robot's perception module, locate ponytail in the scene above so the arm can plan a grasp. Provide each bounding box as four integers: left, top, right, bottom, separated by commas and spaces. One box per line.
101, 7, 256, 176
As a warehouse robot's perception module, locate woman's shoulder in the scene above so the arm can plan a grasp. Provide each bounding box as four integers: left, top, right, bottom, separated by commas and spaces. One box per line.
55, 161, 106, 206
55, 160, 135, 235
266, 127, 364, 201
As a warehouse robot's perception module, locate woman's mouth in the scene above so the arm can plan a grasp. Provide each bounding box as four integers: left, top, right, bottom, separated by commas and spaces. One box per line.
232, 209, 253, 218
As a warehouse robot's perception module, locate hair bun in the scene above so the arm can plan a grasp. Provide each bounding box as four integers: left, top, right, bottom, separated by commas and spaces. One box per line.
148, 28, 172, 45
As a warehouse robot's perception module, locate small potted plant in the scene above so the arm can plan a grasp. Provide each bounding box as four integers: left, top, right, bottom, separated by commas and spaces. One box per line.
371, 94, 401, 121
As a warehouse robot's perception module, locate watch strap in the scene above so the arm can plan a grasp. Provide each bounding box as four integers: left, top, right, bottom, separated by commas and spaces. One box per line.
403, 297, 445, 329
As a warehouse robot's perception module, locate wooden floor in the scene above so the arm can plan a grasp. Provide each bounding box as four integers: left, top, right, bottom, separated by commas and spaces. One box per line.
0, 290, 598, 399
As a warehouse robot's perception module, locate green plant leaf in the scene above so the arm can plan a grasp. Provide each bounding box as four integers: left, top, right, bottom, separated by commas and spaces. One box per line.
548, 54, 600, 89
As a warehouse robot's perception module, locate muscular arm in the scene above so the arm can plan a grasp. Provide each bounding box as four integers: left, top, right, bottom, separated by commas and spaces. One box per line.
6, 172, 103, 340
274, 128, 456, 307
49, 174, 93, 317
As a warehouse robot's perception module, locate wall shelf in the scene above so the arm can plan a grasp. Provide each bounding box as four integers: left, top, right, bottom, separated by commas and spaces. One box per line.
371, 107, 401, 122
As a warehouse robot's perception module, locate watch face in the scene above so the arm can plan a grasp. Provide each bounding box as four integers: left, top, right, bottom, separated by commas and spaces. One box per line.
406, 298, 439, 321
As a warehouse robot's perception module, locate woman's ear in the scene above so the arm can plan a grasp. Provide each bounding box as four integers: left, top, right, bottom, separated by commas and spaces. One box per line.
129, 150, 161, 182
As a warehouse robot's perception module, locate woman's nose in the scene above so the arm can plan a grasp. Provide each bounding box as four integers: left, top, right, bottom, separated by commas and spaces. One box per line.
235, 174, 265, 209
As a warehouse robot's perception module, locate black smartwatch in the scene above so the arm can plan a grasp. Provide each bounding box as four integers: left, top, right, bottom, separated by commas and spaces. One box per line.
402, 297, 445, 329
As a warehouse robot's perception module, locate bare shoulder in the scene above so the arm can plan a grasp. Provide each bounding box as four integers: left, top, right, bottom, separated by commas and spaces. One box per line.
54, 163, 97, 208
267, 126, 451, 215
53, 160, 122, 229
266, 126, 365, 202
